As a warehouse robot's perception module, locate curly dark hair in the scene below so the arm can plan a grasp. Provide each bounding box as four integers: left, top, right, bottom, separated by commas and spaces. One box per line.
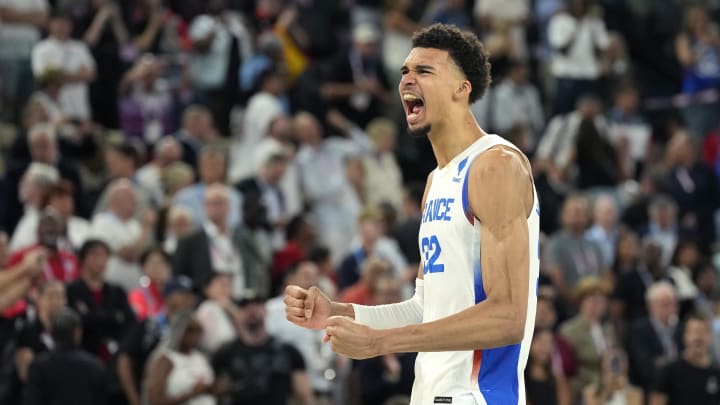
411, 23, 492, 103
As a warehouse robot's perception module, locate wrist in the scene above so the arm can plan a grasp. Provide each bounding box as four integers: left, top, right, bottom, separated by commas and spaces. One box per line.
331, 302, 354, 319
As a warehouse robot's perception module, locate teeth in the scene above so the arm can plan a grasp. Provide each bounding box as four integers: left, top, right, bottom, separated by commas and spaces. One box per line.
403, 94, 418, 102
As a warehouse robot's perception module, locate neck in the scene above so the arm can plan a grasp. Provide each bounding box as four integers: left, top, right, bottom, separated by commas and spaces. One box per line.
212, 221, 227, 234
239, 329, 268, 347
82, 273, 103, 290
685, 350, 711, 367
427, 110, 484, 168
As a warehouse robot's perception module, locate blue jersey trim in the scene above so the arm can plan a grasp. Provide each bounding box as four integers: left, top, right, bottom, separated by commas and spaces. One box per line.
477, 344, 521, 405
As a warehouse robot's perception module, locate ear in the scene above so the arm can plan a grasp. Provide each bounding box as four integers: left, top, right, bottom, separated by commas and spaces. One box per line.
453, 80, 472, 102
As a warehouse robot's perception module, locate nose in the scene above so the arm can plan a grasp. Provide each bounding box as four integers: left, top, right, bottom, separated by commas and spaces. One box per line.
399, 72, 416, 88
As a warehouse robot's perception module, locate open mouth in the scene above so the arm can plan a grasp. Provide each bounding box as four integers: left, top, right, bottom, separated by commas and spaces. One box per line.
403, 93, 425, 124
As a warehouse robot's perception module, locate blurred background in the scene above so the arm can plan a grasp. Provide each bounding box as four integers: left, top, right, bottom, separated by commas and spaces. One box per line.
0, 0, 720, 404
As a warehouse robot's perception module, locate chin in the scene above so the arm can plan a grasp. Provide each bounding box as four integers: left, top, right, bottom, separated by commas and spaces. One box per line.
407, 124, 431, 138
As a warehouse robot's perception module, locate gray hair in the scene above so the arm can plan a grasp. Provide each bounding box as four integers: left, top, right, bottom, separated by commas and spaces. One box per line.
27, 123, 57, 145
645, 281, 677, 303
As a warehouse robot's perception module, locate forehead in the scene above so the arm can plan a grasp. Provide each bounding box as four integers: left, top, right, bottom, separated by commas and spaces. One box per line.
403, 48, 454, 70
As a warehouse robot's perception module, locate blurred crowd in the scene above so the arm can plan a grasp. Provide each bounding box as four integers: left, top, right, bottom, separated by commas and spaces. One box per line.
1, 0, 720, 404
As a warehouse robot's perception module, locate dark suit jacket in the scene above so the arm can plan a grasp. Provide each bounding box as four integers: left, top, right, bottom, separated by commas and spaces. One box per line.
625, 316, 683, 391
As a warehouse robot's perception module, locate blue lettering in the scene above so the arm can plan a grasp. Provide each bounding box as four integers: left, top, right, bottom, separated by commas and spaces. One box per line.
421, 198, 456, 223
444, 198, 454, 221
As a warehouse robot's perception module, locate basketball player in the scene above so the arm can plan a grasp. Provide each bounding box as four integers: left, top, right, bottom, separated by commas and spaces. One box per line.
284, 23, 540, 405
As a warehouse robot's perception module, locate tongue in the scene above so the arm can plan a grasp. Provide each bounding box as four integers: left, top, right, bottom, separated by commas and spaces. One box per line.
412, 105, 421, 114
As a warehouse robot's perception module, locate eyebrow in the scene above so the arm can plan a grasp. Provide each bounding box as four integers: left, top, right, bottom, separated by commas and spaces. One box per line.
400, 64, 435, 73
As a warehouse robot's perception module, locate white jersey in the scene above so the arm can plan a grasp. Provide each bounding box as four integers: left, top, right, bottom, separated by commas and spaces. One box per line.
413, 135, 540, 405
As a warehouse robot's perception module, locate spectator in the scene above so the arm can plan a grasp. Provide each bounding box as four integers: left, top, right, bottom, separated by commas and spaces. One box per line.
66, 239, 136, 362
212, 294, 316, 405
116, 276, 197, 405
173, 183, 246, 298
525, 327, 572, 405
93, 141, 154, 217
392, 182, 423, 267
145, 310, 221, 405
307, 246, 338, 300
337, 207, 387, 292
294, 111, 372, 258
162, 205, 194, 255
9, 162, 60, 253
339, 257, 392, 305
607, 84, 651, 179
583, 349, 643, 405
196, 272, 240, 353
574, 116, 625, 189
234, 190, 272, 299
136, 136, 183, 206
362, 117, 404, 213
118, 55, 175, 144
560, 277, 617, 399
0, 234, 44, 312
626, 282, 681, 393
644, 195, 682, 267
272, 215, 317, 294
425, 0, 471, 29
611, 229, 640, 277
650, 314, 720, 405
176, 105, 218, 169
128, 248, 172, 321
675, 4, 720, 139
91, 179, 156, 291
668, 240, 702, 316
535, 294, 579, 379
473, 0, 531, 64
0, 0, 48, 122
664, 131, 720, 251
691, 263, 716, 322
586, 194, 620, 269
173, 146, 243, 230
381, 0, 422, 87
31, 10, 96, 122
547, 0, 610, 114
22, 308, 108, 405
472, 60, 544, 147
266, 260, 338, 402
321, 23, 391, 128
546, 194, 605, 303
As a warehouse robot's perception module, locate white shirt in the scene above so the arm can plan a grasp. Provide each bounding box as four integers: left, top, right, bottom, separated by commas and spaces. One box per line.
196, 300, 237, 353
136, 163, 166, 206
548, 12, 609, 79
204, 221, 245, 299
231, 92, 284, 180
165, 350, 216, 405
0, 0, 47, 59
91, 212, 143, 291
265, 296, 334, 392
32, 37, 95, 119
189, 15, 232, 90
10, 207, 91, 253
363, 152, 404, 213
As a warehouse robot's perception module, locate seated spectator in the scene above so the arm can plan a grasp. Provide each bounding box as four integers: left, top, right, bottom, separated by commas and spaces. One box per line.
546, 194, 605, 304
266, 261, 338, 400
272, 215, 317, 294
175, 105, 218, 169
144, 311, 221, 405
161, 205, 194, 255
393, 182, 424, 268
212, 294, 315, 405
339, 258, 393, 305
574, 117, 625, 189
234, 190, 272, 299
116, 276, 197, 405
92, 141, 154, 217
9, 162, 60, 253
308, 246, 338, 300
626, 282, 682, 393
585, 194, 620, 269
610, 229, 640, 277
643, 195, 683, 267
535, 294, 579, 379
668, 239, 702, 317
66, 239, 136, 363
525, 327, 572, 405
128, 248, 172, 321
91, 179, 156, 291
583, 349, 643, 405
31, 10, 96, 122
22, 308, 108, 405
136, 137, 183, 206
607, 84, 651, 179
560, 277, 617, 400
650, 314, 720, 405
173, 146, 242, 230
196, 272, 240, 353
361, 118, 404, 213
338, 207, 389, 292
173, 184, 247, 299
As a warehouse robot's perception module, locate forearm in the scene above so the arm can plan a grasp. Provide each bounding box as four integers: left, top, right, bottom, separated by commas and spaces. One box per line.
321, 83, 360, 99
378, 299, 523, 354
83, 13, 109, 46
117, 355, 140, 405
65, 68, 96, 83
0, 277, 32, 312
0, 8, 48, 27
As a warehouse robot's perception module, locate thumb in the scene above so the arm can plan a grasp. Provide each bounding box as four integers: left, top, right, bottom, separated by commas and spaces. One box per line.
305, 286, 319, 319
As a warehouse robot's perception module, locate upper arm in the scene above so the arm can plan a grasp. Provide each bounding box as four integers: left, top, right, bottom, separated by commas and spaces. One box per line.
146, 354, 173, 403
468, 147, 533, 321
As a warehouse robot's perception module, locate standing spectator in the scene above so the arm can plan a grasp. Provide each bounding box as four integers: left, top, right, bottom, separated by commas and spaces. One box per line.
31, 10, 96, 122
145, 310, 219, 405
8, 163, 59, 253
607, 84, 651, 179
116, 276, 197, 405
196, 272, 240, 353
234, 190, 272, 299
91, 179, 156, 291
294, 111, 373, 258
362, 118, 404, 213
0, 0, 48, 122
127, 248, 171, 321
675, 4, 720, 139
524, 327, 572, 405
586, 194, 620, 269
66, 239, 136, 363
173, 146, 243, 230
321, 23, 392, 128
643, 195, 682, 267
22, 308, 108, 405
650, 314, 720, 405
626, 282, 681, 393
212, 294, 316, 405
547, 0, 610, 114
173, 184, 246, 298
560, 277, 617, 399
546, 194, 605, 303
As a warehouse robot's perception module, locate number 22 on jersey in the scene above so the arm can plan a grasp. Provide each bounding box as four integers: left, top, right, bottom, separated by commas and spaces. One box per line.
421, 235, 444, 274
